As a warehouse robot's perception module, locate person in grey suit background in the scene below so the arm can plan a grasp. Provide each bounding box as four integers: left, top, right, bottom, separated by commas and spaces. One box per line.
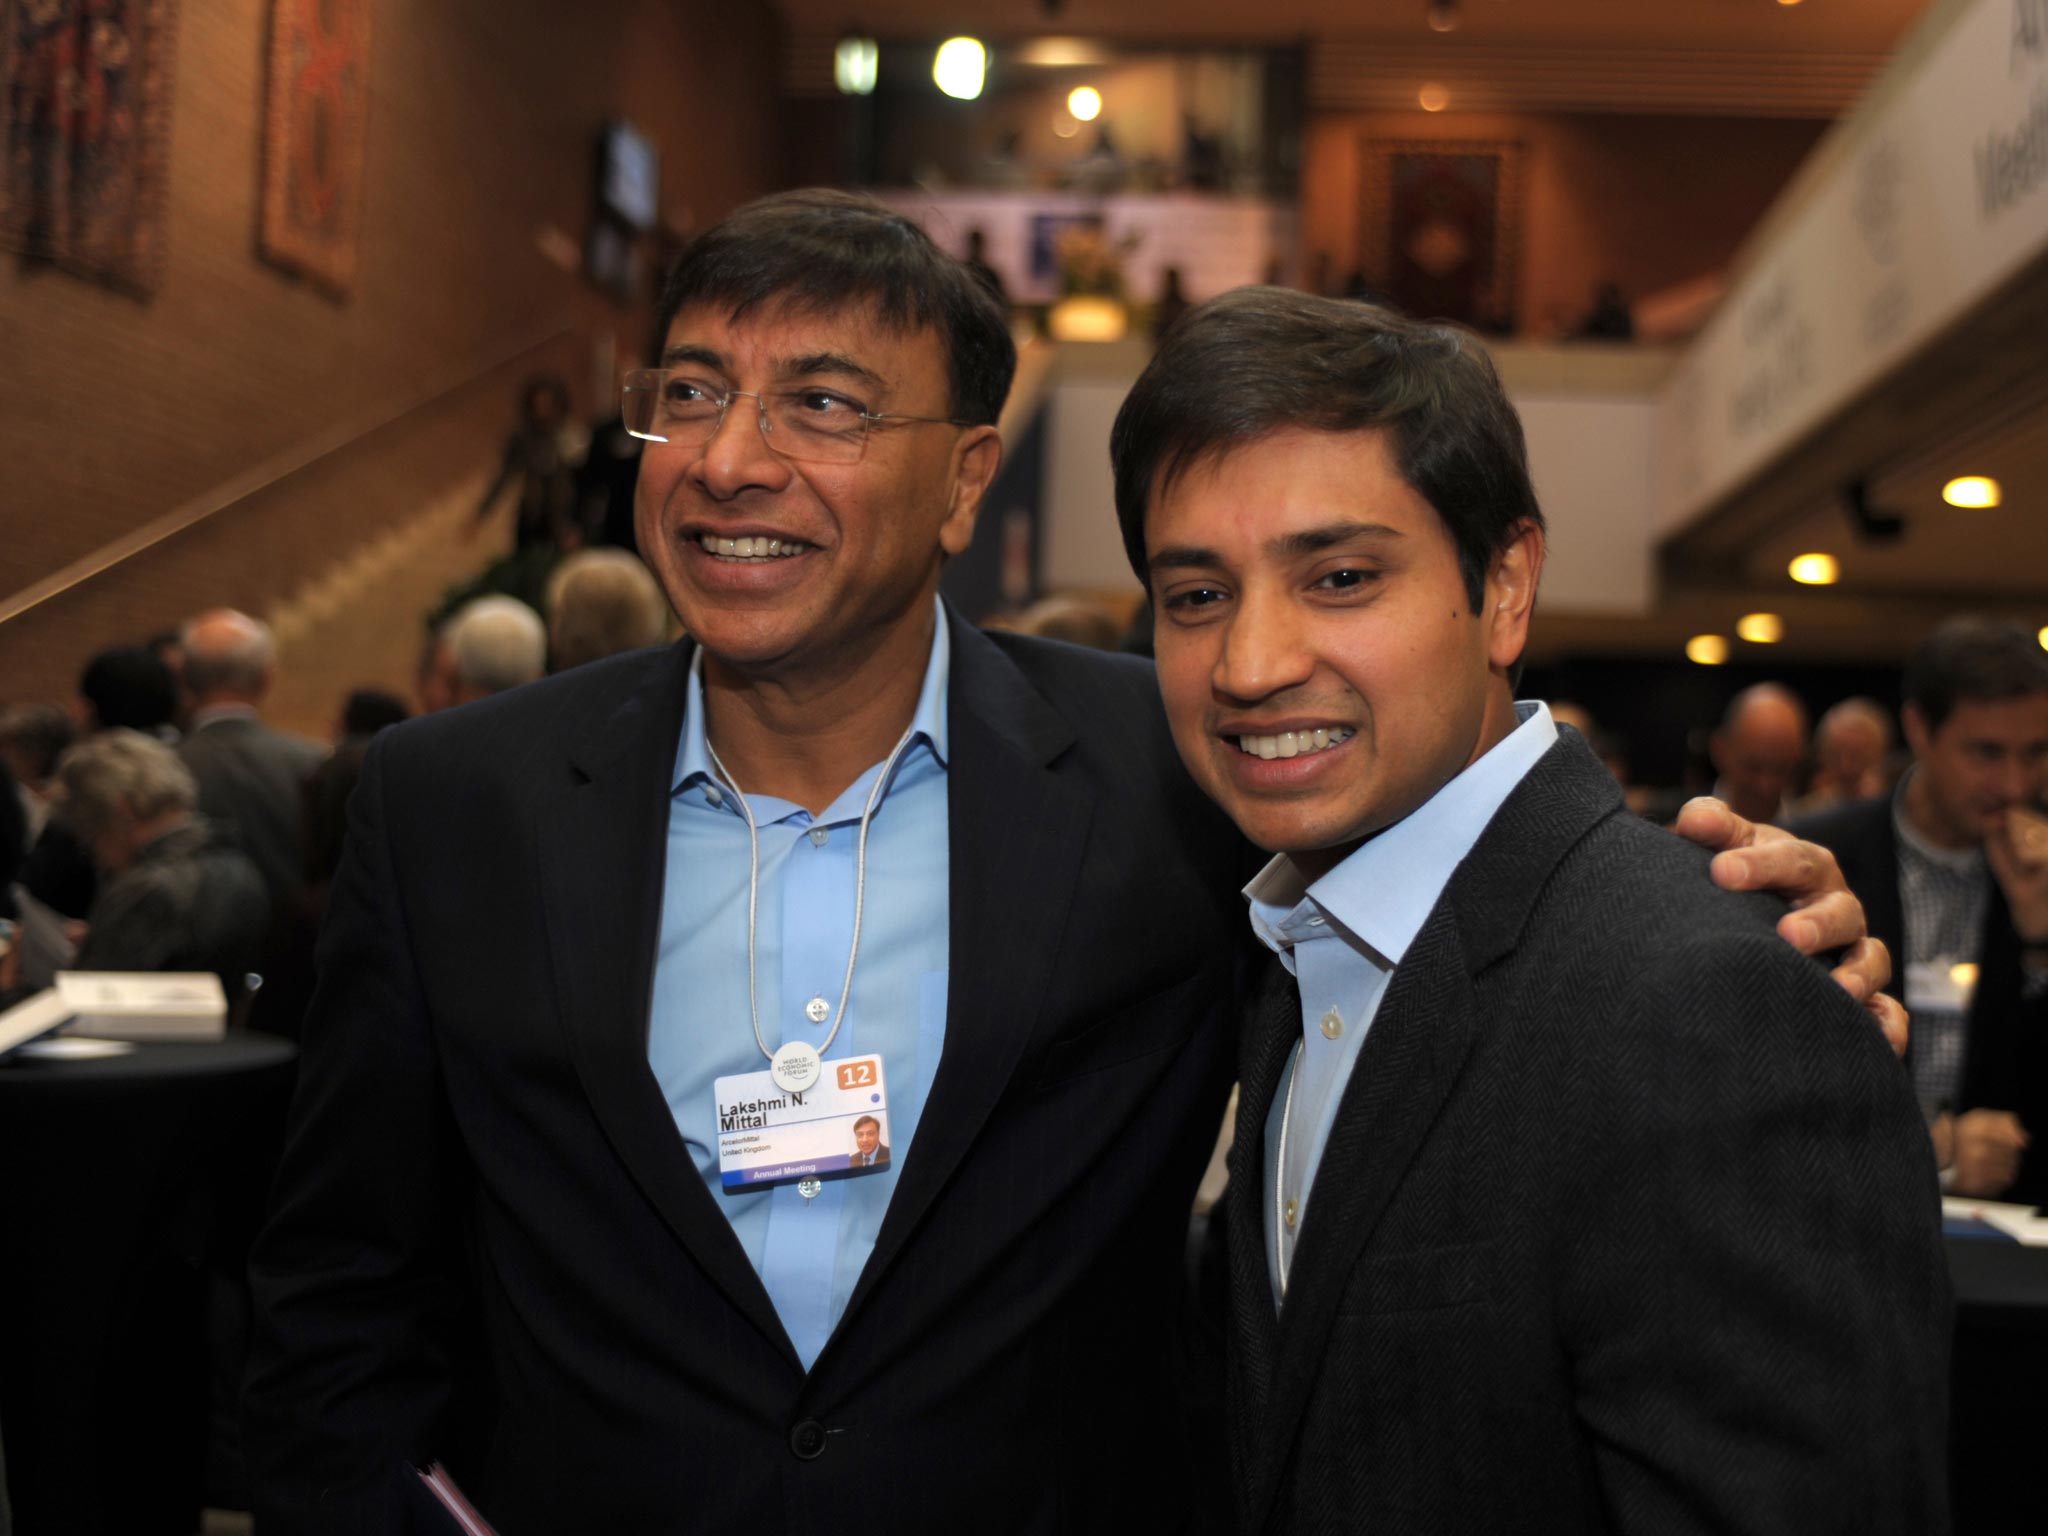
175, 608, 326, 913
1111, 288, 1949, 1534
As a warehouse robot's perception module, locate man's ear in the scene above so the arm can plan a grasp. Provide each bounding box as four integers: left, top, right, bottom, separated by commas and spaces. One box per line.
940, 425, 1005, 558
1901, 701, 1930, 760
1483, 520, 1544, 674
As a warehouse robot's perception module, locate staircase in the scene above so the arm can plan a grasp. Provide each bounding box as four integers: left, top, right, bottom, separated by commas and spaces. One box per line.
264, 470, 502, 740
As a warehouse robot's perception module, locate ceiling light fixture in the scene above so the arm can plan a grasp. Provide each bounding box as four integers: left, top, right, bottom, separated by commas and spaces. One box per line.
834, 37, 879, 97
1942, 475, 2002, 508
2039, 625, 2048, 653
934, 37, 986, 101
1067, 86, 1101, 121
1736, 613, 1784, 644
1686, 635, 1731, 666
1014, 37, 1111, 68
1788, 552, 1839, 585
1426, 0, 1459, 32
1418, 82, 1450, 112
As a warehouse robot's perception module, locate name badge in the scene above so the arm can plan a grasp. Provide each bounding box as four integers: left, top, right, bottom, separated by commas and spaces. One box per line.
1904, 958, 1977, 1014
714, 1052, 891, 1192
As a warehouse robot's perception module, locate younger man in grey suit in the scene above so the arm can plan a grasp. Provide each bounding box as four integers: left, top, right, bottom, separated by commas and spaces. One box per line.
1112, 289, 1949, 1534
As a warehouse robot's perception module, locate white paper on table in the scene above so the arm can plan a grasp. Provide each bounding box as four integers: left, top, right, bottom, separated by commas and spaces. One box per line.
1942, 1196, 2048, 1246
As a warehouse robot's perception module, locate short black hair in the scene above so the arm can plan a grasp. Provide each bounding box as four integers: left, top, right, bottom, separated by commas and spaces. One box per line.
1109, 287, 1543, 609
341, 689, 411, 739
1903, 617, 2048, 733
78, 645, 178, 734
656, 190, 1016, 426
853, 1115, 880, 1134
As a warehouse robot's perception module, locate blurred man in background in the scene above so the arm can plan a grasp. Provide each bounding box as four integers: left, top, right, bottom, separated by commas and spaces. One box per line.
1793, 696, 1894, 817
176, 609, 326, 914
1794, 618, 2048, 1201
1709, 682, 1809, 826
439, 594, 548, 703
545, 548, 669, 673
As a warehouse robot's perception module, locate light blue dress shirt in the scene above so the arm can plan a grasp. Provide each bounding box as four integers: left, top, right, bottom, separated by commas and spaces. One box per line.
1251, 701, 1557, 1301
648, 604, 951, 1369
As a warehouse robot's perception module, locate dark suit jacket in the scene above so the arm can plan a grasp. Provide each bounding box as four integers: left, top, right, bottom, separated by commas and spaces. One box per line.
179, 714, 327, 906
845, 1147, 889, 1171
1225, 735, 1950, 1535
245, 610, 1252, 1535
1792, 793, 2048, 1204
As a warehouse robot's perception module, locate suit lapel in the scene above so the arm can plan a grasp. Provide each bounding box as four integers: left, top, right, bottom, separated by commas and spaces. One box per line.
1223, 957, 1300, 1508
835, 613, 1094, 1334
1237, 734, 1624, 1530
537, 641, 799, 1368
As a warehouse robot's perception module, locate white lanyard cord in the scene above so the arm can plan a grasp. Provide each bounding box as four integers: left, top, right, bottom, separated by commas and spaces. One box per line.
1273, 1039, 1304, 1302
703, 714, 918, 1069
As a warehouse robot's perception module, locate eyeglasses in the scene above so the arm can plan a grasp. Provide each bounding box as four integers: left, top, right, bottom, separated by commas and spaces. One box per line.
620, 368, 969, 465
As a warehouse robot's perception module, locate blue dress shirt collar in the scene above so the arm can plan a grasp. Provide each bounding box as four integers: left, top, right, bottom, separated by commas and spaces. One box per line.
1245, 701, 1559, 966
674, 597, 952, 804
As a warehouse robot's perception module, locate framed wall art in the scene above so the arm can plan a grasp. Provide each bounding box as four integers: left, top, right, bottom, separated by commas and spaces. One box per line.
1357, 138, 1525, 332
258, 0, 371, 298
0, 0, 181, 297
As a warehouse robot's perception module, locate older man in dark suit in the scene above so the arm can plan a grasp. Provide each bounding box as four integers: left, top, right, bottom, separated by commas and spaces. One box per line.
1113, 289, 1949, 1534
176, 608, 326, 911
246, 196, 1895, 1536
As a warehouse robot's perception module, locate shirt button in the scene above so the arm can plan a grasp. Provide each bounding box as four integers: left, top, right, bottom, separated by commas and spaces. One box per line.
704, 786, 723, 806
1283, 1197, 1299, 1229
1306, 915, 1325, 926
805, 995, 830, 1024
1321, 1008, 1343, 1040
789, 1419, 827, 1460
809, 827, 830, 847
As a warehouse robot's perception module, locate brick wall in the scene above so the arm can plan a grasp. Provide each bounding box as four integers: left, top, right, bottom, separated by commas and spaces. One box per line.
0, 0, 782, 705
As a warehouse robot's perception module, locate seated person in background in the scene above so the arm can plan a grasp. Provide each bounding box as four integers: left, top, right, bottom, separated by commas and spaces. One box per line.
1113, 288, 1948, 1533
49, 729, 268, 998
1794, 617, 2048, 1202
1709, 681, 1808, 826
24, 644, 184, 922
546, 547, 670, 673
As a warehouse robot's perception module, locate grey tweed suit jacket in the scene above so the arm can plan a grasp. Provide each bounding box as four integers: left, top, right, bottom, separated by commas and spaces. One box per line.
1225, 731, 1950, 1535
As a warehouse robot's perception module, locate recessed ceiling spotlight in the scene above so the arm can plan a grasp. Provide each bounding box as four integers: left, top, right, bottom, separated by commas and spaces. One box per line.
934, 37, 986, 101
1068, 86, 1101, 121
1736, 613, 1784, 644
1942, 475, 2002, 508
1418, 82, 1450, 112
1686, 635, 1731, 666
2038, 625, 2048, 653
833, 37, 878, 97
1788, 552, 1839, 586
1426, 0, 1459, 32
1778, 0, 1805, 8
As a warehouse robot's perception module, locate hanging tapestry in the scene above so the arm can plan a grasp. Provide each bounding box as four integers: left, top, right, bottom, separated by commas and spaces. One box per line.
0, 0, 180, 296
1357, 139, 1525, 332
258, 0, 370, 298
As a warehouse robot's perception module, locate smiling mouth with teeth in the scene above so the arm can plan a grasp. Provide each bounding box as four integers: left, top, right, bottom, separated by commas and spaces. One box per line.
697, 534, 810, 560
1236, 727, 1355, 761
